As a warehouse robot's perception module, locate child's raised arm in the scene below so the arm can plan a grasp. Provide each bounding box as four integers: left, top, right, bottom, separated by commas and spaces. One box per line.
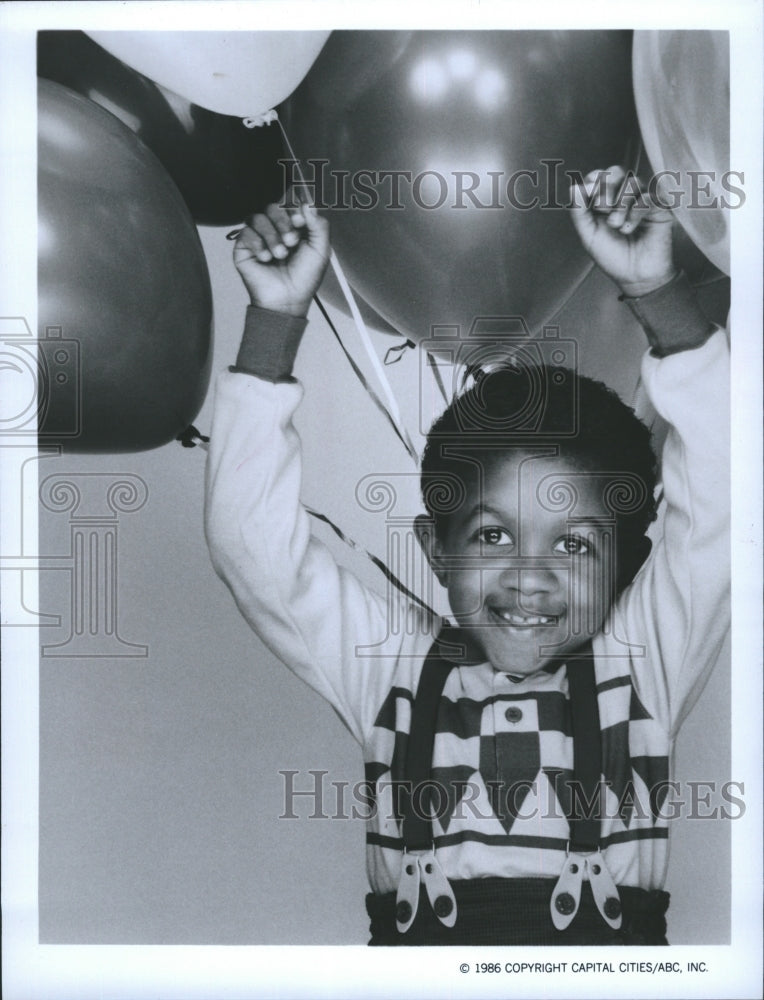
206, 200, 431, 746
233, 201, 330, 318
569, 165, 676, 298
569, 164, 729, 733
569, 165, 716, 358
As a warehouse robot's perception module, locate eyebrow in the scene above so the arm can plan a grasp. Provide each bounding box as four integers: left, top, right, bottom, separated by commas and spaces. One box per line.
563, 518, 616, 530
464, 503, 510, 521
462, 506, 615, 531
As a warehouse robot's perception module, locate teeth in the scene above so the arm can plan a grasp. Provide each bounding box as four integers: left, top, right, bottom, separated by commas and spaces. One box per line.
495, 610, 555, 626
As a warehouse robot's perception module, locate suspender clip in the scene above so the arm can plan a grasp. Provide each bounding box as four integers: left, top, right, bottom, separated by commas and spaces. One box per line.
395, 847, 457, 932
551, 845, 622, 931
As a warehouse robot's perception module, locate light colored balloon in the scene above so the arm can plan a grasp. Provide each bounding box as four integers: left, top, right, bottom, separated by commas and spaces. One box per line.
86, 30, 330, 117
633, 30, 730, 275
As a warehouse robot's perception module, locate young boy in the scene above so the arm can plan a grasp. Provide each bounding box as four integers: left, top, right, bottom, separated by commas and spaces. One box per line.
205, 168, 729, 945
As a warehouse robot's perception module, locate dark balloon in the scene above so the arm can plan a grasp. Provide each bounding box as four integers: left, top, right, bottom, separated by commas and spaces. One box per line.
38, 30, 287, 226
283, 31, 641, 347
38, 80, 213, 452
317, 265, 401, 336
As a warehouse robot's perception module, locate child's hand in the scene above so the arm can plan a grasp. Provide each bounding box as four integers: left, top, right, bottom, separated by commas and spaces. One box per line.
233, 202, 330, 317
570, 166, 677, 298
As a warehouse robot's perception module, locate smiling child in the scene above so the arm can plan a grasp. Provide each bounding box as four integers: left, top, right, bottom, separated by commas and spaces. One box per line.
205, 167, 729, 944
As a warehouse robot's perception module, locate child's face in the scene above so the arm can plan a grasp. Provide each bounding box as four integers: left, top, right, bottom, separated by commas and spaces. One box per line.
429, 450, 616, 678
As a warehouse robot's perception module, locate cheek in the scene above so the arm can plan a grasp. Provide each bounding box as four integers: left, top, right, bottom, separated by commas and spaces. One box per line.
568, 560, 613, 619
445, 569, 486, 615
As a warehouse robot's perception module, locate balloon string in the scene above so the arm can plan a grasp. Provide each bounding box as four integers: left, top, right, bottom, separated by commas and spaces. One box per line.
543, 259, 596, 329
275, 114, 419, 467
327, 249, 416, 450
313, 295, 420, 464
179, 427, 433, 616
304, 505, 436, 619
426, 352, 451, 407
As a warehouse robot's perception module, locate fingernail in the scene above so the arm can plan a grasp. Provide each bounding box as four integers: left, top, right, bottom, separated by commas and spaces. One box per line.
282, 231, 299, 246
256, 250, 272, 262
292, 212, 306, 226
273, 245, 288, 259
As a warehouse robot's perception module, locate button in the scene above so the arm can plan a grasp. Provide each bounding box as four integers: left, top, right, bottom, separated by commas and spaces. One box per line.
554, 892, 576, 915
604, 896, 622, 920
396, 900, 412, 923
434, 895, 454, 918
505, 705, 523, 723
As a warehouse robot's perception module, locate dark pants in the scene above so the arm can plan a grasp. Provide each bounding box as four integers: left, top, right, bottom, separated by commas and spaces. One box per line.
367, 877, 670, 946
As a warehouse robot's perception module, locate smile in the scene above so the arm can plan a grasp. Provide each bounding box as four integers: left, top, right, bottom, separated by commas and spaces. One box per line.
489, 608, 558, 627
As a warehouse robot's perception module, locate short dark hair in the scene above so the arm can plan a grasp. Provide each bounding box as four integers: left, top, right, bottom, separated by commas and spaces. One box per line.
420, 363, 659, 594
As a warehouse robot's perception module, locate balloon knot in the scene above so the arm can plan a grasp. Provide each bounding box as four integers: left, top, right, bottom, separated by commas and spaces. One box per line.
242, 109, 279, 128
384, 339, 416, 365
177, 425, 210, 449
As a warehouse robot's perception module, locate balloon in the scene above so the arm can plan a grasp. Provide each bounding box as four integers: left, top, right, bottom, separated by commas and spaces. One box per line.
282, 31, 640, 347
633, 31, 730, 275
37, 31, 286, 226
38, 80, 213, 452
86, 30, 330, 118
318, 265, 401, 337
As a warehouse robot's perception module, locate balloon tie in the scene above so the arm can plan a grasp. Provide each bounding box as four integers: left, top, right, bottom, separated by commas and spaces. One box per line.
177, 425, 210, 450
242, 109, 279, 129
384, 339, 416, 365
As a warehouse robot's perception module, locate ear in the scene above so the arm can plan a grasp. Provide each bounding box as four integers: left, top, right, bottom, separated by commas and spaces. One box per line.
414, 514, 449, 588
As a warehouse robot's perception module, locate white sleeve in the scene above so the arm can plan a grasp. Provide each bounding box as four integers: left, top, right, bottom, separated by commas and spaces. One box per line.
204, 370, 434, 744
613, 329, 730, 735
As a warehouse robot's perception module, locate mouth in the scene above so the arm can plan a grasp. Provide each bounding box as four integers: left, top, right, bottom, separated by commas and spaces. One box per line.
488, 606, 559, 628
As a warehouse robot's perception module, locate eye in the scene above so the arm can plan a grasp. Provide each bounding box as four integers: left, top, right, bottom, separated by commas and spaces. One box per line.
554, 534, 593, 556
477, 526, 514, 547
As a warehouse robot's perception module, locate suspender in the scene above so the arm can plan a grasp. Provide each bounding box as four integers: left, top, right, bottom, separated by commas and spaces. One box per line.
395, 629, 475, 931
395, 629, 623, 934
401, 642, 457, 853
551, 648, 622, 931
567, 647, 602, 853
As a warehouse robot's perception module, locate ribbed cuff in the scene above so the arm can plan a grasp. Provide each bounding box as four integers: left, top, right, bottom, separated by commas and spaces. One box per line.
621, 272, 715, 357
230, 306, 308, 382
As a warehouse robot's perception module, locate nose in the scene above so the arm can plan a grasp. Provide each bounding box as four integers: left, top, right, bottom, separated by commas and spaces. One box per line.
498, 563, 558, 597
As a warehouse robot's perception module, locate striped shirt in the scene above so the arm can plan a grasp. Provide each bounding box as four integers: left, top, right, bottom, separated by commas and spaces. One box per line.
206, 329, 729, 897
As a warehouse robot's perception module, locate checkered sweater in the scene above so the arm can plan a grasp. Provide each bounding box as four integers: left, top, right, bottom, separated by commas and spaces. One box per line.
206, 330, 729, 895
